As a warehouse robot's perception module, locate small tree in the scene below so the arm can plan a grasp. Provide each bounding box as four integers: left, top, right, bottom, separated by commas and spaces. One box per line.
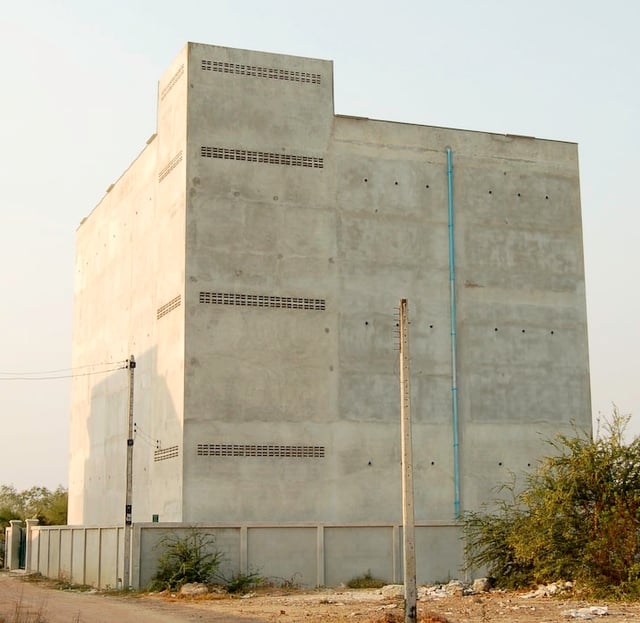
464, 409, 640, 596
150, 530, 224, 591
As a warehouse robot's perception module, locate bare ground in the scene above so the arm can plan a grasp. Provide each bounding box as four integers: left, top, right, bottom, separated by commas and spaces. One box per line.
3, 571, 640, 623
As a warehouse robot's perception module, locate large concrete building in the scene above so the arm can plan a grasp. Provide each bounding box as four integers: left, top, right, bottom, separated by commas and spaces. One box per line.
69, 42, 591, 583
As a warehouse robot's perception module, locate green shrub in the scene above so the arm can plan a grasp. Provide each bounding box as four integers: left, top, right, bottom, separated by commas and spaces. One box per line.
463, 409, 640, 596
150, 530, 223, 591
221, 570, 264, 593
346, 570, 386, 589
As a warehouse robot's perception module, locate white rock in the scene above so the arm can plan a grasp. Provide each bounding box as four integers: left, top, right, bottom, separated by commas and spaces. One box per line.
472, 578, 491, 593
179, 582, 209, 596
444, 580, 467, 596
561, 608, 594, 619
561, 606, 607, 619
521, 583, 561, 598
380, 584, 405, 598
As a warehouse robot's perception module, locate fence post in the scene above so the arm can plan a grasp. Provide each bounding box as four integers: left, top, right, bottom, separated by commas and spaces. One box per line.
24, 519, 39, 572
7, 520, 23, 569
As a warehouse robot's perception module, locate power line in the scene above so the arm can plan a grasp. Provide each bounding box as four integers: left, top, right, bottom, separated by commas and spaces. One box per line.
0, 360, 128, 377
0, 366, 127, 381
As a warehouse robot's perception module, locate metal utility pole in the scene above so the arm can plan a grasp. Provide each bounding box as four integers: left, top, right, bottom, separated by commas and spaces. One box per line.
123, 354, 135, 589
399, 299, 417, 623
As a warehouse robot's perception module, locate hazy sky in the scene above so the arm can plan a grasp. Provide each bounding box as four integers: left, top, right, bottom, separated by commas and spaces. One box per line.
1, 0, 638, 490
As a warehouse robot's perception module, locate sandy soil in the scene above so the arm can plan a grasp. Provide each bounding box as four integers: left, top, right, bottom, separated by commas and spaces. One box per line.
3, 571, 640, 623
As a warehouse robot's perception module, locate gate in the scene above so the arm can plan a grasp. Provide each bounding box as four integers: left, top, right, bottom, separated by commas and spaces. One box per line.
18, 527, 26, 569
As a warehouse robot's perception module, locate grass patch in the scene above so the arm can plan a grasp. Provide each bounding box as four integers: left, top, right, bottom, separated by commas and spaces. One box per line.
346, 570, 386, 589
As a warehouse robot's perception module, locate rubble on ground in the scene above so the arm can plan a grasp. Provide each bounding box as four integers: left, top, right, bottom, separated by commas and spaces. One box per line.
561, 605, 608, 619
419, 578, 492, 599
520, 582, 574, 598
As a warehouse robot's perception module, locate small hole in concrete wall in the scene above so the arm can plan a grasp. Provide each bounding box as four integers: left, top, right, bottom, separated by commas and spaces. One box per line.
503, 171, 507, 175
517, 192, 521, 197
364, 178, 368, 182
425, 184, 430, 189
325, 327, 330, 333
429, 324, 434, 329
365, 321, 369, 326
522, 329, 526, 333
550, 330, 554, 335
488, 190, 493, 194
498, 461, 503, 466
431, 461, 435, 466
368, 461, 372, 466
545, 195, 549, 200
394, 181, 399, 186
527, 463, 531, 467
273, 195, 278, 201
494, 327, 499, 332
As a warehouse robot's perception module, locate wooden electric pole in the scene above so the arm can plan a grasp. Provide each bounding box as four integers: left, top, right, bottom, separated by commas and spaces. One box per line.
123, 354, 135, 589
399, 299, 417, 623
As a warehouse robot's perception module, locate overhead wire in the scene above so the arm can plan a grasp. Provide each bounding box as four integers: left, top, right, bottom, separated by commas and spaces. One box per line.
0, 360, 128, 376
133, 422, 157, 445
0, 361, 128, 381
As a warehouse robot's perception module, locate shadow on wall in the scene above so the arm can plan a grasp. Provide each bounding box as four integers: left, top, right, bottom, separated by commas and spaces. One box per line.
81, 346, 183, 525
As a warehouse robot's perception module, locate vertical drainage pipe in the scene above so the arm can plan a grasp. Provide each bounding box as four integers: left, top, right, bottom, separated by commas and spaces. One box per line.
446, 147, 461, 520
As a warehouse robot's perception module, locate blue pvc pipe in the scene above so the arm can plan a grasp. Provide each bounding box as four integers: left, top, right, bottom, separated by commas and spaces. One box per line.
446, 147, 461, 520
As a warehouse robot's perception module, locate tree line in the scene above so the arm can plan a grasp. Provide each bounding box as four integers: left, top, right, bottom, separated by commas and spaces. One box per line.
0, 485, 67, 528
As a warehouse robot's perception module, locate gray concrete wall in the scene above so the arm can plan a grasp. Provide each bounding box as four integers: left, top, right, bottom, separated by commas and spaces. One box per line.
28, 526, 125, 589
183, 43, 337, 523
179, 43, 590, 527
69, 140, 159, 524
29, 523, 461, 589
69, 46, 189, 525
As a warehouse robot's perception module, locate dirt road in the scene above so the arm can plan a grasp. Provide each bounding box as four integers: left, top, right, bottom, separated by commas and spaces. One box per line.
0, 572, 261, 623
3, 571, 640, 623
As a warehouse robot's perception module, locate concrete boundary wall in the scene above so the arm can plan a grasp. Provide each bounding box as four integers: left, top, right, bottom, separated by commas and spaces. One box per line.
28, 522, 463, 589
27, 526, 125, 589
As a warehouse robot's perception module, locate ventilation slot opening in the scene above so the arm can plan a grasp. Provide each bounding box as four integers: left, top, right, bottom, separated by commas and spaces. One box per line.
199, 291, 326, 311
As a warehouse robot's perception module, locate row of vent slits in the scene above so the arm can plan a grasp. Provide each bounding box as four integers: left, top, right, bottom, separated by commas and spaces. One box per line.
160, 64, 184, 100
201, 59, 321, 84
201, 146, 324, 169
157, 295, 182, 320
154, 446, 179, 462
197, 444, 325, 458
199, 291, 326, 311
158, 151, 183, 182
161, 57, 320, 103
